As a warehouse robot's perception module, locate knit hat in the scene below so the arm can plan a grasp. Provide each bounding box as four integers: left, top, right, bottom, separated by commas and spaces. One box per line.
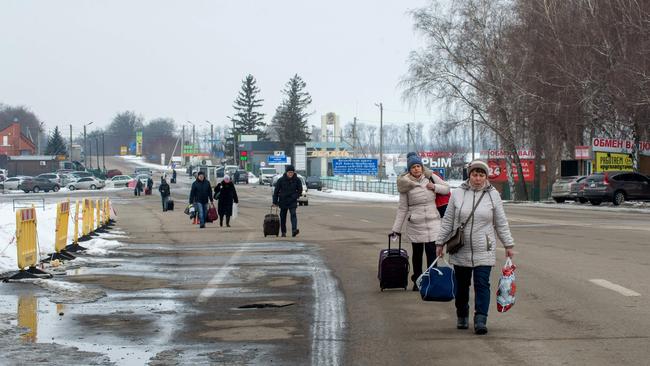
224, 175, 231, 182
406, 151, 418, 159
407, 155, 423, 171
285, 165, 295, 172
467, 160, 490, 175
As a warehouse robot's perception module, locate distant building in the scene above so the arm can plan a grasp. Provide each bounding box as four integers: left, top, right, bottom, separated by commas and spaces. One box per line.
0, 123, 37, 156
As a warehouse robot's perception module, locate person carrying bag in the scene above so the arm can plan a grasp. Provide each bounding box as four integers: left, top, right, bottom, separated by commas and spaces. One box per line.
416, 256, 456, 301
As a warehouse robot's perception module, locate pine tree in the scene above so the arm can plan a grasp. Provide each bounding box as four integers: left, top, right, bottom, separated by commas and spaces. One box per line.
231, 74, 266, 140
272, 74, 313, 152
45, 126, 67, 156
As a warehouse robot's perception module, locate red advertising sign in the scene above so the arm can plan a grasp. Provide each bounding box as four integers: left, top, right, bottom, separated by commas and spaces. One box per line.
575, 145, 590, 160
417, 151, 454, 158
487, 160, 535, 183
481, 150, 535, 159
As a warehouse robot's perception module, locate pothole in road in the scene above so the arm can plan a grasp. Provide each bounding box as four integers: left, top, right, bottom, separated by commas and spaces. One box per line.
237, 301, 295, 309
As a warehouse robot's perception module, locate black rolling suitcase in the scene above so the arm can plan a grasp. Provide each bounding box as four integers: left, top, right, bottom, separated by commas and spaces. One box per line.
378, 233, 410, 291
166, 198, 174, 211
263, 207, 280, 237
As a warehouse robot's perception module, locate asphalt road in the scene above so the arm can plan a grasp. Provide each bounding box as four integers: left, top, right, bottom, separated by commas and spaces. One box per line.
1, 157, 649, 365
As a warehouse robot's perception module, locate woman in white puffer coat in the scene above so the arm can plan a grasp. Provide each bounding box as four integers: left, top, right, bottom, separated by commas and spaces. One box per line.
391, 154, 449, 291
436, 160, 515, 335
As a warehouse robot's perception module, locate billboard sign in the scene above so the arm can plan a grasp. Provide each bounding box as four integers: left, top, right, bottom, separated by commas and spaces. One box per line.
267, 155, 288, 165
593, 152, 633, 172
294, 144, 307, 171
332, 159, 378, 176
136, 131, 143, 157
120, 146, 128, 156
487, 160, 535, 182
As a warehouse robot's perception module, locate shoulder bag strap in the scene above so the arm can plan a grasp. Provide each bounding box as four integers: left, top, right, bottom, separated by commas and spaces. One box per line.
460, 191, 486, 228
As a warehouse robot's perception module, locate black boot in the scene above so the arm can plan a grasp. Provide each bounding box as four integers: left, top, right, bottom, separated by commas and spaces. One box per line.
226, 216, 231, 227
457, 317, 469, 329
292, 229, 299, 237
474, 314, 488, 335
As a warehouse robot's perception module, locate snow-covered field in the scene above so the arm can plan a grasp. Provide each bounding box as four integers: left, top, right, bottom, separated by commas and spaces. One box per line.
0, 202, 126, 275
119, 155, 172, 172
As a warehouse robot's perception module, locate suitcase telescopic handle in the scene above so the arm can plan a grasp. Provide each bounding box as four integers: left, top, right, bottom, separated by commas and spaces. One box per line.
270, 206, 278, 215
388, 233, 402, 251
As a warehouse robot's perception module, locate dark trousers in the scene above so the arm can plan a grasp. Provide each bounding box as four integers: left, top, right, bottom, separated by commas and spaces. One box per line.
219, 215, 230, 226
195, 202, 209, 226
454, 265, 492, 317
411, 242, 436, 282
279, 207, 297, 234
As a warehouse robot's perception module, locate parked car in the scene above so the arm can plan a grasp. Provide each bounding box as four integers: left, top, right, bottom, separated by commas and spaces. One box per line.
551, 176, 586, 203
2, 176, 30, 190
259, 168, 277, 185
306, 176, 322, 191
272, 173, 309, 206
134, 168, 153, 176
70, 171, 94, 179
68, 177, 105, 190
582, 171, 650, 205
19, 177, 60, 193
108, 175, 133, 188
36, 173, 65, 186
234, 169, 249, 184
107, 169, 123, 178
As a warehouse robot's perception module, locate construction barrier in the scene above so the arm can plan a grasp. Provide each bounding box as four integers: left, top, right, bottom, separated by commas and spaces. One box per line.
89, 200, 95, 233
54, 200, 70, 254
95, 199, 101, 230
73, 200, 80, 244
82, 198, 91, 238
16, 207, 38, 270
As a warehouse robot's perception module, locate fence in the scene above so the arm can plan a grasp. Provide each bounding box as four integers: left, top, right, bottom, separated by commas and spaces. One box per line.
319, 177, 398, 195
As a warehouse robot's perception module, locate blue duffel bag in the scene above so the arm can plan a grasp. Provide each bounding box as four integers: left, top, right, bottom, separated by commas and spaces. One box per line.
416, 256, 456, 302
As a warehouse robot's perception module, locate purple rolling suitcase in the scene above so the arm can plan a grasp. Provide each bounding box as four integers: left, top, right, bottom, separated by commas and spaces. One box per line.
378, 233, 409, 291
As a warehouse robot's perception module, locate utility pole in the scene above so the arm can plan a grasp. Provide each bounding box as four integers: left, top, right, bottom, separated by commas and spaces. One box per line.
69, 124, 73, 160
232, 118, 237, 166
88, 142, 93, 169
192, 124, 196, 147
205, 121, 214, 157
352, 117, 357, 158
471, 110, 475, 160
101, 133, 106, 171
375, 102, 384, 179
181, 125, 185, 164
95, 138, 100, 170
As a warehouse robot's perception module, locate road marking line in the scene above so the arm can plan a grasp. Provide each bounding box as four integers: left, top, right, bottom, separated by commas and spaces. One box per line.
310, 257, 345, 366
589, 279, 641, 297
196, 244, 248, 302
334, 214, 341, 217
360, 219, 371, 223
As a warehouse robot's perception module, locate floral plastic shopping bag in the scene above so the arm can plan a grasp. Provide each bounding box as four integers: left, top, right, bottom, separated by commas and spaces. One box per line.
496, 258, 517, 313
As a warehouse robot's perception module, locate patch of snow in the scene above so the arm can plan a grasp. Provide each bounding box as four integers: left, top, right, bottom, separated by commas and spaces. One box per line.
118, 155, 172, 172
505, 200, 650, 214
32, 278, 106, 304
310, 189, 399, 203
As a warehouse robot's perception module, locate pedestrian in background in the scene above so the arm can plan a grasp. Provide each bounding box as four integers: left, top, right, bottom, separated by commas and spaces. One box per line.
172, 169, 177, 184
214, 175, 239, 227
158, 177, 171, 211
272, 165, 302, 237
436, 160, 515, 335
146, 177, 154, 195
189, 171, 213, 228
134, 179, 143, 196
392, 154, 450, 291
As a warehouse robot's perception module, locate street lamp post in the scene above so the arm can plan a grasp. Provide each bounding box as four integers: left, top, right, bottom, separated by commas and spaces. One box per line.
187, 121, 195, 154
95, 138, 100, 170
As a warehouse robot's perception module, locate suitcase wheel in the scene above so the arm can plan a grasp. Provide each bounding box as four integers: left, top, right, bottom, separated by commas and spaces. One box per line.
380, 288, 384, 292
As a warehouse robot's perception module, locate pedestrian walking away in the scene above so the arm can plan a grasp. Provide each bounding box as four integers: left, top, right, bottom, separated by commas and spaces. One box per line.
146, 177, 154, 195
172, 168, 177, 184
436, 159, 515, 335
392, 154, 450, 291
189, 171, 213, 228
272, 165, 302, 237
214, 175, 239, 227
158, 177, 171, 211
134, 179, 144, 196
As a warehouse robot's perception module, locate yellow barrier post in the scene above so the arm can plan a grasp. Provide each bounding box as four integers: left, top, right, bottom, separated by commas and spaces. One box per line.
66, 200, 87, 252
8, 207, 51, 279
88, 199, 96, 236
95, 199, 102, 231
48, 200, 75, 261
79, 198, 91, 242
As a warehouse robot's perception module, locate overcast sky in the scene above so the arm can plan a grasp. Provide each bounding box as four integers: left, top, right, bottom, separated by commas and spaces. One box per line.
0, 0, 439, 135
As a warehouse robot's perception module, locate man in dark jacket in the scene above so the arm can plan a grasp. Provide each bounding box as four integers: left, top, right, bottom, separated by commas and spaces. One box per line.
272, 165, 302, 237
158, 177, 171, 211
171, 169, 177, 184
189, 171, 213, 228
146, 177, 154, 194
135, 179, 144, 196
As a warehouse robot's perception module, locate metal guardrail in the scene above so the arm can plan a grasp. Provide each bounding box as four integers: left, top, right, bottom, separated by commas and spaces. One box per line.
12, 198, 46, 211
320, 177, 398, 195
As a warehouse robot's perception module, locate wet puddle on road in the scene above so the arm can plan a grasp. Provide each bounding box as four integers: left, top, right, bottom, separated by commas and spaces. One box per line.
0, 241, 345, 365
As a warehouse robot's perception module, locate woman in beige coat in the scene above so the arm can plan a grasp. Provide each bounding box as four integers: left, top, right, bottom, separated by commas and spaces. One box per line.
392, 154, 450, 290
